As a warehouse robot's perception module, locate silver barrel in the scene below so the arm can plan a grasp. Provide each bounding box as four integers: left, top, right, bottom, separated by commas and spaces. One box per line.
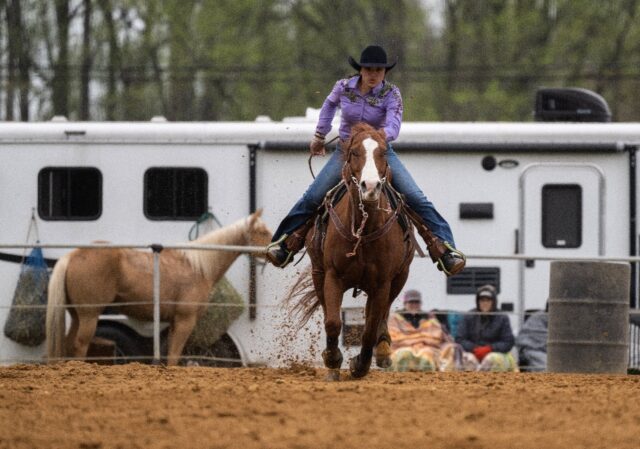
547, 261, 629, 374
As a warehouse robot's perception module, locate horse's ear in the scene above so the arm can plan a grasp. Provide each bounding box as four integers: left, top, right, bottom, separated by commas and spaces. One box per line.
248, 208, 263, 227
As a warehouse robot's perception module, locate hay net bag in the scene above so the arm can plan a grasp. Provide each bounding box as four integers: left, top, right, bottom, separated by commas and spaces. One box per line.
4, 246, 49, 346
187, 276, 245, 349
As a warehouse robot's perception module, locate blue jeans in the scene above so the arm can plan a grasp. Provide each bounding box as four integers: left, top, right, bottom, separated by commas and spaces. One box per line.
271, 144, 455, 247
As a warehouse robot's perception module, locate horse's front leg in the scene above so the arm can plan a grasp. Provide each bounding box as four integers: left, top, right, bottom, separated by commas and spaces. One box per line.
321, 270, 344, 381
350, 285, 391, 378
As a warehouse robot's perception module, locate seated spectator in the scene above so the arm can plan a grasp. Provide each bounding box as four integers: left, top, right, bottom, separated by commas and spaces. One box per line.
456, 284, 518, 372
388, 289, 471, 372
516, 307, 548, 372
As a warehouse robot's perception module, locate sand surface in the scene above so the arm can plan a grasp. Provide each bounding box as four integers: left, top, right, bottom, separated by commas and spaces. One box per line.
1, 362, 639, 449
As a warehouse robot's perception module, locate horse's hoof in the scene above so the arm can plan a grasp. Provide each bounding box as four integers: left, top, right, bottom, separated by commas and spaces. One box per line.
349, 357, 369, 379
322, 349, 343, 370
325, 369, 341, 382
374, 340, 392, 369
376, 355, 392, 369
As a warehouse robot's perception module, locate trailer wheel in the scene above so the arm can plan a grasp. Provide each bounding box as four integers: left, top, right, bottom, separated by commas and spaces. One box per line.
95, 324, 146, 364
182, 333, 242, 367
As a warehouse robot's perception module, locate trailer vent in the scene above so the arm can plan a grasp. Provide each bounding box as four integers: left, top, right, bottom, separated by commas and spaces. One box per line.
534, 87, 611, 122
447, 267, 500, 295
459, 203, 494, 219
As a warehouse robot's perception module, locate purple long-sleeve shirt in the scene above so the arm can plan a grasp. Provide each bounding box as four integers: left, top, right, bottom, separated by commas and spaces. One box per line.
315, 75, 403, 142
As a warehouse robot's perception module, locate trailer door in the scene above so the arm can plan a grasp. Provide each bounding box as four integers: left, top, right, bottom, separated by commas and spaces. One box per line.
519, 163, 604, 317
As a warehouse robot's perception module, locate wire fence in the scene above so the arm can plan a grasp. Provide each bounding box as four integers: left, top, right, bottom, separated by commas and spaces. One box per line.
1, 242, 639, 370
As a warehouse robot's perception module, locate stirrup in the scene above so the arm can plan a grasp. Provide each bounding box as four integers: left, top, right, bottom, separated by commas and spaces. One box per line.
266, 234, 295, 268
267, 234, 288, 249
435, 241, 467, 276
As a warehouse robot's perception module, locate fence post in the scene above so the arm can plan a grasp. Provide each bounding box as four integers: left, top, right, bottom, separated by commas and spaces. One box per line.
150, 244, 163, 364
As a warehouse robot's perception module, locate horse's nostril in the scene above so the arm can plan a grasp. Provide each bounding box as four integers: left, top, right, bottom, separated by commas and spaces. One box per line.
361, 179, 382, 192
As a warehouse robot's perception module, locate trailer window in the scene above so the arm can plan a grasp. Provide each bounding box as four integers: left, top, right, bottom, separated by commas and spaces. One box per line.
38, 167, 102, 220
541, 184, 582, 248
144, 167, 208, 220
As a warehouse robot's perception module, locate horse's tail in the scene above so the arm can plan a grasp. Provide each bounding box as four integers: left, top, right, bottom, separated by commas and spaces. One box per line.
284, 264, 321, 329
46, 253, 70, 362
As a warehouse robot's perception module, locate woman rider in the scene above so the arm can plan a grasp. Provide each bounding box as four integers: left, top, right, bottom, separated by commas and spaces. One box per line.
266, 45, 466, 277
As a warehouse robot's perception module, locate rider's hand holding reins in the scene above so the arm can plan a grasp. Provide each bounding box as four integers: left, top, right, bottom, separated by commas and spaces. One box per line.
310, 132, 326, 156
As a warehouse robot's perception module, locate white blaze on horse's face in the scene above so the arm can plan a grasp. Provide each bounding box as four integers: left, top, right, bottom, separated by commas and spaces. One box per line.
359, 136, 383, 202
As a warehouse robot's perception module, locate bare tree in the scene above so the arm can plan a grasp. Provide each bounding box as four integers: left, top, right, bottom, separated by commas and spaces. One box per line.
0, 2, 3, 119
80, 0, 92, 120
17, 8, 30, 121
4, 0, 18, 120
98, 0, 119, 120
167, 0, 196, 121
51, 0, 70, 117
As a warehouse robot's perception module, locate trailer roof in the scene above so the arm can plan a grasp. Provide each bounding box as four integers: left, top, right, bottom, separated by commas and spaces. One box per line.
1, 121, 639, 151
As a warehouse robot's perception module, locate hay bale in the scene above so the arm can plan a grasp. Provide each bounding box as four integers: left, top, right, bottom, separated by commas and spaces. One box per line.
3, 248, 49, 347
186, 277, 245, 349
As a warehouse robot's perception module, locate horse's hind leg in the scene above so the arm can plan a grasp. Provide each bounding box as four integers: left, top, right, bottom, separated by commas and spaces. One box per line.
374, 320, 392, 369
375, 270, 410, 369
69, 311, 99, 360
167, 313, 199, 366
321, 271, 344, 381
63, 308, 80, 359
374, 302, 397, 369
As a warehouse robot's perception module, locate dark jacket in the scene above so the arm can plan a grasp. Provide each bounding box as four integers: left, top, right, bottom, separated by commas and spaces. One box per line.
455, 310, 515, 353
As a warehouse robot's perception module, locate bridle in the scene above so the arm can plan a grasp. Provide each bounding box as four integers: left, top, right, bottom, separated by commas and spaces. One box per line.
342, 131, 391, 206
325, 131, 400, 257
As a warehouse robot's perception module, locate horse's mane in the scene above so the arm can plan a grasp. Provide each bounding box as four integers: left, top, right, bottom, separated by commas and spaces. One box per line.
177, 217, 249, 281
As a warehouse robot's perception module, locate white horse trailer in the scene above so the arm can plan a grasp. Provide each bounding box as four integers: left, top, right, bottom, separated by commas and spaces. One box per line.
1, 111, 639, 366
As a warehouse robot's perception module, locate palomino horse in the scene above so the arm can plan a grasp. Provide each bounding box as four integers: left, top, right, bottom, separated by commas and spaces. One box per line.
293, 123, 415, 380
46, 209, 272, 365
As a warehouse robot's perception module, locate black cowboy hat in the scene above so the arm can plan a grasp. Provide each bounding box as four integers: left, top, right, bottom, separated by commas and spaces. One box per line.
348, 45, 397, 71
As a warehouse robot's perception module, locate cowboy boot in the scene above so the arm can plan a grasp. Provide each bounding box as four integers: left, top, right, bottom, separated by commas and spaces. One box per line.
417, 226, 466, 277
266, 218, 315, 268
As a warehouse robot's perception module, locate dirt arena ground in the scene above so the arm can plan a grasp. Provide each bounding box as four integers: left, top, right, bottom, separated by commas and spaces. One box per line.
0, 362, 638, 449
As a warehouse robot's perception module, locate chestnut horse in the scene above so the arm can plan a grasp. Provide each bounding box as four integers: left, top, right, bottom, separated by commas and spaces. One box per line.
46, 209, 272, 365
292, 123, 415, 380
